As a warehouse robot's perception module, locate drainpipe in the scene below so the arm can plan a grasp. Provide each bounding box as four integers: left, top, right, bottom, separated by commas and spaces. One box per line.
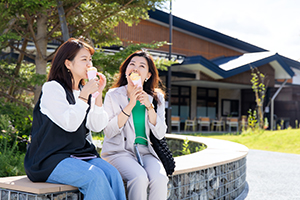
270, 79, 287, 130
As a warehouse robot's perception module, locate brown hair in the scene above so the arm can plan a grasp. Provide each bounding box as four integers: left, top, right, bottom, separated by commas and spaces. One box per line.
112, 50, 165, 103
47, 37, 95, 92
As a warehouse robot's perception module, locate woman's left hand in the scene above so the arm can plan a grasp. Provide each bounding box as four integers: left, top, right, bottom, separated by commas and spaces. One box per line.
97, 72, 106, 92
138, 90, 151, 108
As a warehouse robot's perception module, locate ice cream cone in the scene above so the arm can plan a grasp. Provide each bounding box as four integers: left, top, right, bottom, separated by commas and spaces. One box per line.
130, 72, 142, 88
87, 67, 99, 98
87, 67, 97, 80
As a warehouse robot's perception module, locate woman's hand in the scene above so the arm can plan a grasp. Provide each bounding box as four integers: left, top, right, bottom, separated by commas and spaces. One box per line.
126, 73, 142, 107
80, 78, 99, 99
139, 90, 157, 125
138, 90, 151, 107
97, 72, 106, 92
128, 85, 142, 107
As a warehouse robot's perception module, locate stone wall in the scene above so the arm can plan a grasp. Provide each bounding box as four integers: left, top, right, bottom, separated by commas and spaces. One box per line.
167, 157, 246, 200
0, 189, 82, 200
166, 136, 247, 199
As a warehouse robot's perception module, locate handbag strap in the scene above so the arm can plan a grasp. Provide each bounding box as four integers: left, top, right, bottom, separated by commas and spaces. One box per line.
149, 98, 158, 139
152, 98, 157, 112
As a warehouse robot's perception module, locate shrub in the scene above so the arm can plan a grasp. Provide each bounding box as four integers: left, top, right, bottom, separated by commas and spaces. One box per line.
0, 128, 26, 177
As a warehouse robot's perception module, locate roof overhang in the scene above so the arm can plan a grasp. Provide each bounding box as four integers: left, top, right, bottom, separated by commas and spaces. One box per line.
172, 80, 252, 89
215, 52, 295, 79
171, 52, 295, 80
171, 55, 225, 79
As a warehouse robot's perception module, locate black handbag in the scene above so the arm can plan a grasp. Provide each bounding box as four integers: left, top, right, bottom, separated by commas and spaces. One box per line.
150, 100, 176, 176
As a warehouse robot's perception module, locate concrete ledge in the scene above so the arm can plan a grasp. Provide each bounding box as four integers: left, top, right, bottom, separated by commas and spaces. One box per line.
165, 134, 249, 175
0, 175, 77, 194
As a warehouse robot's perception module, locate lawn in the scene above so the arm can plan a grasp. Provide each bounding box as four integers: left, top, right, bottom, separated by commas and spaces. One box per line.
191, 129, 300, 154
93, 129, 300, 154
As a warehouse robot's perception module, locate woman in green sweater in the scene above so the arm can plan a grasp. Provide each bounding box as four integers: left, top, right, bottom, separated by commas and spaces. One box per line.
101, 50, 168, 200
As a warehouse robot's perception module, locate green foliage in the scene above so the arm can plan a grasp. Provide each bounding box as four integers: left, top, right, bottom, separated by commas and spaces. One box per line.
92, 41, 177, 95
250, 67, 267, 129
181, 138, 191, 155
0, 61, 44, 151
1, 0, 56, 15
0, 0, 169, 105
0, 0, 168, 51
247, 109, 257, 130
0, 120, 26, 177
167, 137, 206, 157
93, 41, 167, 76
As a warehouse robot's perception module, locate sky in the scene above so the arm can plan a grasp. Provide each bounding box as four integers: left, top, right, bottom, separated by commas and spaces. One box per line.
161, 0, 300, 61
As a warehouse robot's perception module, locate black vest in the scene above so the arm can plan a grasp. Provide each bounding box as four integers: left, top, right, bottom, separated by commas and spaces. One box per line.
24, 82, 98, 182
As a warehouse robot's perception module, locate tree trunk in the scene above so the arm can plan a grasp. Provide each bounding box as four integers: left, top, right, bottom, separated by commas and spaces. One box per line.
57, 0, 70, 41
34, 13, 48, 104
8, 39, 28, 96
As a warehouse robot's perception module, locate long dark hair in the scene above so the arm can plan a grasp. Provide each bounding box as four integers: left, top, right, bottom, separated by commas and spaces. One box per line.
112, 50, 165, 103
47, 38, 95, 92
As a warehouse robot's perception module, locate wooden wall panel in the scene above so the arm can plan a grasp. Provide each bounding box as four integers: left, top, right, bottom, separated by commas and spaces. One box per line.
115, 20, 242, 59
221, 64, 275, 86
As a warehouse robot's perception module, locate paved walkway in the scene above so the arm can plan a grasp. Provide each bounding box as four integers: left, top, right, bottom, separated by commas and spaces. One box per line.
238, 149, 300, 200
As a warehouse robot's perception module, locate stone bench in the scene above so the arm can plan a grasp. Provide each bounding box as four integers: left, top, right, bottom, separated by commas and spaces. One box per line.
0, 134, 249, 200
0, 175, 82, 200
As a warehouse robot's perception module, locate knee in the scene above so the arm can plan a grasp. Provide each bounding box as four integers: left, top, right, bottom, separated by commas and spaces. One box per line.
128, 173, 149, 188
86, 166, 107, 184
152, 173, 169, 185
136, 173, 149, 185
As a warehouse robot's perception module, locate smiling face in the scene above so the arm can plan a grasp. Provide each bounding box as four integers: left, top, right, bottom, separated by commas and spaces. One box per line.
65, 48, 93, 84
125, 56, 151, 84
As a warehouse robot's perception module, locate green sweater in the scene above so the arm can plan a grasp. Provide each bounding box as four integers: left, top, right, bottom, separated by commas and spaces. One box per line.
132, 100, 148, 145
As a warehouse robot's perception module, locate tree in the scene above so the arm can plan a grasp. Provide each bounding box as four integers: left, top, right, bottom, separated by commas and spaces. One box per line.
0, 0, 168, 103
250, 67, 268, 130
92, 41, 175, 94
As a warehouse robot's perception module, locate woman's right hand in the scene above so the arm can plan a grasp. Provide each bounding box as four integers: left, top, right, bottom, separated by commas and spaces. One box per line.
126, 73, 142, 107
128, 84, 142, 107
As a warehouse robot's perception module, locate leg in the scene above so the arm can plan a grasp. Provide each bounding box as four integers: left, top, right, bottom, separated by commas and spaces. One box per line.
88, 158, 126, 200
46, 158, 125, 200
109, 154, 149, 200
139, 145, 169, 200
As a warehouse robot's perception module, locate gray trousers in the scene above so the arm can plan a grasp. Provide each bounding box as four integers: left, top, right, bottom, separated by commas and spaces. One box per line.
109, 144, 168, 200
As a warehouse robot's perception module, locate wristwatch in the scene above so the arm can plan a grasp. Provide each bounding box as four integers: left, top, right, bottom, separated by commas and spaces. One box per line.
146, 103, 154, 111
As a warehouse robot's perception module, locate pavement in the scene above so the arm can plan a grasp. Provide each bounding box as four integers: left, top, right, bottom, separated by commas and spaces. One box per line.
237, 149, 300, 200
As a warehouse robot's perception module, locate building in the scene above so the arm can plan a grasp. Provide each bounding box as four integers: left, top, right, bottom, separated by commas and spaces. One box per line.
115, 9, 300, 131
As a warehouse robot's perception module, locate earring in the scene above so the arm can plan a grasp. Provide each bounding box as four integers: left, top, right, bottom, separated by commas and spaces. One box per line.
125, 74, 128, 78
145, 78, 148, 82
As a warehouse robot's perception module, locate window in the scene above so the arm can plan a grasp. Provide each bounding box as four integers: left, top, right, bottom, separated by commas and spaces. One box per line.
221, 99, 239, 117
196, 88, 218, 119
171, 86, 191, 122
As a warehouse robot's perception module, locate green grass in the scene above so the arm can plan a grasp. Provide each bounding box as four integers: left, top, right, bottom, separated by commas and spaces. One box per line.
191, 128, 300, 154
92, 129, 300, 154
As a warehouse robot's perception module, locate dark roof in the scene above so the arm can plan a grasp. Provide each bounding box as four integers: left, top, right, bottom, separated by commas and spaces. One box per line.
280, 55, 300, 70
172, 52, 295, 80
149, 9, 267, 53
